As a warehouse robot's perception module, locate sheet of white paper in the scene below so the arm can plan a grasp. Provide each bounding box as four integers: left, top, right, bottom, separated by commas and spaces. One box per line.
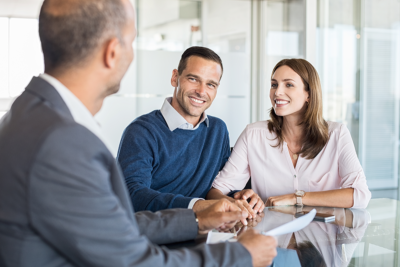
206, 232, 235, 244
262, 209, 316, 236
206, 209, 316, 244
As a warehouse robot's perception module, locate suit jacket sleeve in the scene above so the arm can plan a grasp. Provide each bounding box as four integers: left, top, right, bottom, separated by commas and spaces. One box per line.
134, 209, 198, 245
29, 123, 252, 267
117, 122, 194, 212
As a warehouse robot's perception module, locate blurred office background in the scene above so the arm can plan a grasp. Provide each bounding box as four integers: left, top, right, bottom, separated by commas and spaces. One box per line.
0, 0, 399, 198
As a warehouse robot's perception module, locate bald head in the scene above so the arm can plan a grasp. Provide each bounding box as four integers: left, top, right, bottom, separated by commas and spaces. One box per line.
39, 0, 130, 71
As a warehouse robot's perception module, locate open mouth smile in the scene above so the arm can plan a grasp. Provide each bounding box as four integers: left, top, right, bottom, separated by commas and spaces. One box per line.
275, 99, 290, 107
189, 96, 206, 105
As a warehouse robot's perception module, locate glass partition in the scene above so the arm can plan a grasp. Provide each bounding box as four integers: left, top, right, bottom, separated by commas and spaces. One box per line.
0, 17, 43, 98
316, 0, 400, 190
316, 0, 359, 142
359, 0, 400, 190
203, 0, 251, 145
261, 0, 306, 120
9, 18, 43, 97
0, 18, 9, 98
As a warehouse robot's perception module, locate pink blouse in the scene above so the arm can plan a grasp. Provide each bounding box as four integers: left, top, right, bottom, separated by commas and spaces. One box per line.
212, 121, 371, 209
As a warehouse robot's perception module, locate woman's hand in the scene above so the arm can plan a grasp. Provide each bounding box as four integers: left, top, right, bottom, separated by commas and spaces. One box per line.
233, 189, 265, 214
265, 193, 296, 206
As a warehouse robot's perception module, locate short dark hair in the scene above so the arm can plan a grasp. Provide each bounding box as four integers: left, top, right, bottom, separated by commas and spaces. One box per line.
39, 0, 127, 71
177, 46, 223, 77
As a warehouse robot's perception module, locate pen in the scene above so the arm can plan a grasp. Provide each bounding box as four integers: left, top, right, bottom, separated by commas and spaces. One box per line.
233, 226, 237, 238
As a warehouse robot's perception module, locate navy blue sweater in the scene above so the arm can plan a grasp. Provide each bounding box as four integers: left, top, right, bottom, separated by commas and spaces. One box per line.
117, 110, 231, 212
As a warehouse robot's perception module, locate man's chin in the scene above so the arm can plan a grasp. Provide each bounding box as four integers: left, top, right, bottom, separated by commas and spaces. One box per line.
182, 101, 209, 118
188, 109, 206, 118
106, 84, 121, 96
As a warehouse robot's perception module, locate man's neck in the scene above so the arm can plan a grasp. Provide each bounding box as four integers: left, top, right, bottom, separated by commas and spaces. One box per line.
46, 70, 104, 116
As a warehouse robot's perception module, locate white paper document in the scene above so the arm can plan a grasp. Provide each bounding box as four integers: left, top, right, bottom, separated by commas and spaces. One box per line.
262, 209, 316, 236
206, 208, 316, 244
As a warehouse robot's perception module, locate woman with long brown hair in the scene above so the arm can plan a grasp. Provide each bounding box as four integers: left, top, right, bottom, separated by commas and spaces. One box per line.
207, 58, 371, 215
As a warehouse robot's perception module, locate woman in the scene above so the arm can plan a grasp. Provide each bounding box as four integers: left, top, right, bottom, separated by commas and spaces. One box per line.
207, 58, 371, 213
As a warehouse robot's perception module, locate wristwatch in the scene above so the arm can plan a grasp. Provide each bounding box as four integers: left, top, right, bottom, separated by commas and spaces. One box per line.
296, 205, 303, 213
295, 190, 306, 206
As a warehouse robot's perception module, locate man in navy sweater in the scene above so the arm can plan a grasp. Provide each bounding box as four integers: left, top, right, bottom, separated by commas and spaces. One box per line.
118, 46, 257, 215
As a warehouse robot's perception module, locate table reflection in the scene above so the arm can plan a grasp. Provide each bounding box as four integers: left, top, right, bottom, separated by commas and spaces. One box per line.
239, 206, 371, 267
169, 199, 399, 266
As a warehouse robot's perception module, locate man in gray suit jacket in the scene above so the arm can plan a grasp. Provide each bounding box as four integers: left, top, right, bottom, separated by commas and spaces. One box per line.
0, 0, 278, 266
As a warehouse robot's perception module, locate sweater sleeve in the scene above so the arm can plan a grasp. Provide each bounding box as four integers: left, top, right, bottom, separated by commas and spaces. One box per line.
117, 122, 194, 212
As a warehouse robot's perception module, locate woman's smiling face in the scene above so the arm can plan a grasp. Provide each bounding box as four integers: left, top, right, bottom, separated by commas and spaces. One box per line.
270, 65, 309, 117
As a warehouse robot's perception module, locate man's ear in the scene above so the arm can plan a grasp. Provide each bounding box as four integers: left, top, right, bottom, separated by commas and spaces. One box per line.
171, 69, 179, 87
104, 38, 120, 69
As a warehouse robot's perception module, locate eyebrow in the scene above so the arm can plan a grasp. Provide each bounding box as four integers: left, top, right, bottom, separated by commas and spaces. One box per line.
186, 73, 219, 86
186, 73, 200, 80
271, 78, 296, 83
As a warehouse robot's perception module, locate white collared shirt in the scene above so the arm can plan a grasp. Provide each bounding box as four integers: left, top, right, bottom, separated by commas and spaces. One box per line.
160, 97, 209, 131
160, 97, 208, 209
39, 73, 112, 153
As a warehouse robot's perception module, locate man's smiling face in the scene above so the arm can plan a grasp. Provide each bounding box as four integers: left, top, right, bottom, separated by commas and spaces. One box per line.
171, 56, 222, 125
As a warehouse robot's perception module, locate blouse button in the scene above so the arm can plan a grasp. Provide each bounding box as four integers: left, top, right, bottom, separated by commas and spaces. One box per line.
294, 175, 296, 178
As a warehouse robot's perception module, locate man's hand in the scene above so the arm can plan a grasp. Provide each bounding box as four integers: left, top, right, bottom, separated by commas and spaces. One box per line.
195, 199, 248, 235
233, 189, 265, 215
234, 211, 265, 229
246, 212, 264, 228
192, 199, 220, 212
238, 229, 277, 267
265, 193, 296, 207
231, 199, 255, 223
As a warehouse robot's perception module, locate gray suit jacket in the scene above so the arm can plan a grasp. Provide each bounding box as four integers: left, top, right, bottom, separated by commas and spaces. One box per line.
0, 77, 252, 267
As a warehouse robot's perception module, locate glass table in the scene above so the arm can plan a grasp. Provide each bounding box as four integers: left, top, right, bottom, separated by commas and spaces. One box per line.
167, 198, 400, 267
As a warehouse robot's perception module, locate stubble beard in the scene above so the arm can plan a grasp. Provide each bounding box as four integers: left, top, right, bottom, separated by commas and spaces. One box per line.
177, 91, 210, 118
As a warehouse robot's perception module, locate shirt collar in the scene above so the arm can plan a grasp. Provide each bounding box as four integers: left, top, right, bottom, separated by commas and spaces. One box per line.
160, 97, 209, 132
39, 73, 113, 154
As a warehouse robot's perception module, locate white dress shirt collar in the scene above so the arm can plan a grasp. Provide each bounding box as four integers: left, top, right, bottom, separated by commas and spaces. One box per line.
160, 97, 209, 132
39, 73, 112, 153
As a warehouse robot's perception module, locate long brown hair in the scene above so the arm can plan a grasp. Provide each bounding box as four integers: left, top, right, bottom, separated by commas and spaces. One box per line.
267, 58, 329, 159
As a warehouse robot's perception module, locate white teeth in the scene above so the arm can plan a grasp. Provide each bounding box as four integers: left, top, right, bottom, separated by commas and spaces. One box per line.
276, 100, 289, 104
190, 97, 204, 104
